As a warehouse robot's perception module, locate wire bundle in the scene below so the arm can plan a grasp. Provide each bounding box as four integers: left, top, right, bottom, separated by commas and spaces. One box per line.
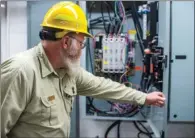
88, 1, 126, 35
87, 96, 140, 117
104, 121, 153, 138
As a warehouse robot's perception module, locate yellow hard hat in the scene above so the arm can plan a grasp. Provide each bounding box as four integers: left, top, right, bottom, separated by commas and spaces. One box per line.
41, 1, 93, 38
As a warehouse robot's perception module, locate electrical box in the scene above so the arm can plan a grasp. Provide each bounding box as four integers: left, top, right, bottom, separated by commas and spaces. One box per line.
83, 0, 167, 115
78, 2, 171, 138
85, 32, 146, 121
80, 1, 194, 138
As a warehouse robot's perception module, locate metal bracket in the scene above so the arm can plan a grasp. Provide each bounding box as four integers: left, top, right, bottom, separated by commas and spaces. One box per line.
162, 55, 168, 68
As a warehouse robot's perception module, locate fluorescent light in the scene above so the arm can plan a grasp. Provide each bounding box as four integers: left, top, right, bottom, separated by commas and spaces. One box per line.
1, 4, 5, 8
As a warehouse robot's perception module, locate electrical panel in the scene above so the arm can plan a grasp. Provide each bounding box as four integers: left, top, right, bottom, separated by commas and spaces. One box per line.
85, 1, 166, 120
87, 32, 143, 119
81, 1, 171, 138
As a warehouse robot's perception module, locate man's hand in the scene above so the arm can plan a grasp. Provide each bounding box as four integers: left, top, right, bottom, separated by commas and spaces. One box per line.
145, 92, 166, 107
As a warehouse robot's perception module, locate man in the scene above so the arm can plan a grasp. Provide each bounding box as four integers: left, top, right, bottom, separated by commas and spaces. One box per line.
1, 1, 165, 138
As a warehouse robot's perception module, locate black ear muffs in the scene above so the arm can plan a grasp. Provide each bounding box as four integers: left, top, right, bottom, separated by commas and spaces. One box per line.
39, 29, 60, 41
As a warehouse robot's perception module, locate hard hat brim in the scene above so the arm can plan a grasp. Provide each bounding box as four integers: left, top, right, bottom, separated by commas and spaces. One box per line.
83, 32, 93, 38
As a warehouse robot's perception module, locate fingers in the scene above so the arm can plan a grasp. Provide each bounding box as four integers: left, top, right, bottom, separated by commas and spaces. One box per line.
154, 101, 164, 107
154, 102, 161, 107
147, 92, 166, 107
157, 96, 166, 102
157, 92, 164, 97
157, 101, 165, 107
157, 100, 164, 105
156, 92, 166, 98
154, 95, 166, 107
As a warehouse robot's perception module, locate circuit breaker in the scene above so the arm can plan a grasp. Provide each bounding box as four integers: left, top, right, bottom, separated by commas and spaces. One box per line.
102, 35, 127, 73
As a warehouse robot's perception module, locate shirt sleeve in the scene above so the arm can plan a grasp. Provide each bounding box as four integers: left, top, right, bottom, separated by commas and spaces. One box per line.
1, 59, 33, 137
76, 67, 147, 105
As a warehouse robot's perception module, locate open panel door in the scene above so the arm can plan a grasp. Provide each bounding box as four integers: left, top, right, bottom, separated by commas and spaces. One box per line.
169, 1, 194, 122
147, 1, 170, 138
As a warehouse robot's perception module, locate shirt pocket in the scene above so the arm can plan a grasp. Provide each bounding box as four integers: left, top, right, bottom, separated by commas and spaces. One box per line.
63, 86, 77, 115
40, 95, 59, 126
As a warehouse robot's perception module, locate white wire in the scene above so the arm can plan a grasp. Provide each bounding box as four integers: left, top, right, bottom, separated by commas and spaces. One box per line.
117, 1, 126, 36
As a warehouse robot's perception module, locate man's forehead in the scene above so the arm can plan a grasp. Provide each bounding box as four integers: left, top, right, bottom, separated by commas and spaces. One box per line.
74, 33, 85, 40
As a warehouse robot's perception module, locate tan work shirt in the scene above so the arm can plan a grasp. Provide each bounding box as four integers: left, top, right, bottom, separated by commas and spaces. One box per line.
1, 43, 147, 138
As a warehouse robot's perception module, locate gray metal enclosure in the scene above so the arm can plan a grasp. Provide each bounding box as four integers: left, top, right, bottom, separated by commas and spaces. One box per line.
169, 1, 194, 122
79, 1, 171, 137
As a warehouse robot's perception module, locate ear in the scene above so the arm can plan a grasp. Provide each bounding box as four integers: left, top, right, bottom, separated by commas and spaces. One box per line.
61, 36, 69, 49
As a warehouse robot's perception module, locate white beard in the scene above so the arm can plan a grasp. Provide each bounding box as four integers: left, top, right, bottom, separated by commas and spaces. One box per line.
61, 39, 81, 77
63, 57, 80, 77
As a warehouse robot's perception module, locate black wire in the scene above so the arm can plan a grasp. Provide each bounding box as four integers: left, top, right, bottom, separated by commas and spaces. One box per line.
105, 1, 116, 17
107, 101, 113, 105
89, 2, 122, 34
130, 3, 144, 56
130, 2, 147, 90
87, 96, 141, 117
131, 1, 146, 51
140, 72, 145, 91
115, 19, 122, 34
101, 2, 108, 35
133, 121, 153, 138
132, 2, 143, 39
87, 97, 106, 113
105, 1, 121, 34
143, 76, 148, 91
132, 17, 144, 56
88, 2, 111, 34
104, 120, 121, 138
88, 2, 96, 19
88, 2, 96, 36
101, 1, 115, 35
90, 17, 121, 28
89, 1, 118, 35
117, 121, 121, 138
103, 2, 112, 23
133, 2, 150, 50
138, 121, 153, 135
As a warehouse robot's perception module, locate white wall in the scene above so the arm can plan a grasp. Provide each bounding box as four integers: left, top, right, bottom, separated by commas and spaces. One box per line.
1, 1, 27, 63
1, 2, 8, 63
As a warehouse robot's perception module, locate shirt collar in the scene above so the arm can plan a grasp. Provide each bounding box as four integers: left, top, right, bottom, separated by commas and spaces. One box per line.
36, 43, 69, 79
37, 43, 57, 78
